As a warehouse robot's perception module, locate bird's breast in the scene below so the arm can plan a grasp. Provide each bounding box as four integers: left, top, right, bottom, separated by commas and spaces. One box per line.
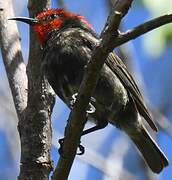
42, 29, 129, 123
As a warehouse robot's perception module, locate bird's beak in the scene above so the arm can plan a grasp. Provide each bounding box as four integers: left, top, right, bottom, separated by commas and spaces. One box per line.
8, 17, 38, 25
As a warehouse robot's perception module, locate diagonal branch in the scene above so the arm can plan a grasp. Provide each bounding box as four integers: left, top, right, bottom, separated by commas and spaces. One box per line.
52, 1, 172, 179
113, 13, 172, 48
52, 1, 133, 179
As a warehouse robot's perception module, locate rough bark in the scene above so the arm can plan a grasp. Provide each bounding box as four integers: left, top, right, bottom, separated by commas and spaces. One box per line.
18, 0, 56, 180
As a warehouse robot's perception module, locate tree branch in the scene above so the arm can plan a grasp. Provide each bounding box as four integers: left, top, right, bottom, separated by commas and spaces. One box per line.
113, 13, 172, 48
18, 0, 56, 179
52, 1, 133, 180
0, 0, 27, 120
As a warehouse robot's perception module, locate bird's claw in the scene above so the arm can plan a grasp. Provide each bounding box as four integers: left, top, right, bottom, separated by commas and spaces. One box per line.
58, 138, 65, 156
70, 93, 96, 114
87, 97, 96, 114
58, 138, 85, 156
77, 143, 85, 155
70, 93, 78, 107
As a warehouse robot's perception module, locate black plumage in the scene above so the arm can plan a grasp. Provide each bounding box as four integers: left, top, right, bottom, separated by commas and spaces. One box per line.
41, 17, 168, 173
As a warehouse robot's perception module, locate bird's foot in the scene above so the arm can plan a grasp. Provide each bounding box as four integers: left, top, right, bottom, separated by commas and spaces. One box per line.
70, 93, 78, 107
58, 138, 85, 156
70, 93, 96, 114
58, 138, 65, 156
77, 143, 85, 155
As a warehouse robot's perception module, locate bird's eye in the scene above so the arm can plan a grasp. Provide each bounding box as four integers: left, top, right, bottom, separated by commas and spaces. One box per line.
50, 14, 58, 19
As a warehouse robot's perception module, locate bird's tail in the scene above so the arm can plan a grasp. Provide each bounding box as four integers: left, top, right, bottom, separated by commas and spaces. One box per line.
127, 124, 168, 173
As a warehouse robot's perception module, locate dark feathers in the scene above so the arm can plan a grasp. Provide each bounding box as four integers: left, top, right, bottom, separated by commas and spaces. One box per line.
42, 18, 168, 173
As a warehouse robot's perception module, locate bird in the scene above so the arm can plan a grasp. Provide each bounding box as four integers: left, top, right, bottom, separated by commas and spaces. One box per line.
9, 8, 169, 173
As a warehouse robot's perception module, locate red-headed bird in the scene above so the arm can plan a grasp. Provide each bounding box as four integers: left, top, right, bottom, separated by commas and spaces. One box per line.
9, 9, 169, 173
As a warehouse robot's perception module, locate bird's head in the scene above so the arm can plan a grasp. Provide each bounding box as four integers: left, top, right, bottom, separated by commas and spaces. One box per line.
9, 9, 92, 44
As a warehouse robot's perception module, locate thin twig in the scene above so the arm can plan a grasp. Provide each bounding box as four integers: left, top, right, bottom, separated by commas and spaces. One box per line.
114, 14, 172, 48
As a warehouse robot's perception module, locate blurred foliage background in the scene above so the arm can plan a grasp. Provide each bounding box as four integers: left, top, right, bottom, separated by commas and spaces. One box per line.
0, 0, 172, 179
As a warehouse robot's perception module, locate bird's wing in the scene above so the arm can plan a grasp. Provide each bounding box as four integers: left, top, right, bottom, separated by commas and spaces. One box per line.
106, 53, 158, 131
